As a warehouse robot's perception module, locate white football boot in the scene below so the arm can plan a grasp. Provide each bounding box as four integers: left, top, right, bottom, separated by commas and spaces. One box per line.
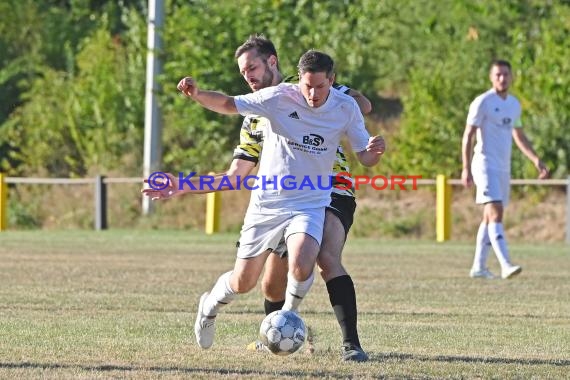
194, 292, 216, 349
501, 265, 522, 279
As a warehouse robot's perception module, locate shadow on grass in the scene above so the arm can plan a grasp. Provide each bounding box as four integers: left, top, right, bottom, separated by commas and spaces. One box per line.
373, 352, 570, 367
0, 362, 347, 378
1, 352, 568, 378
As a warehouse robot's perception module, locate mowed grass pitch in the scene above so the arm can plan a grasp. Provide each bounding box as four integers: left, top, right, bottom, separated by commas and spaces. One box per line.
0, 231, 568, 379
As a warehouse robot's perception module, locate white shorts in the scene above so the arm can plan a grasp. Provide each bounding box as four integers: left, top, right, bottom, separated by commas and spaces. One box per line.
472, 165, 510, 206
236, 208, 325, 259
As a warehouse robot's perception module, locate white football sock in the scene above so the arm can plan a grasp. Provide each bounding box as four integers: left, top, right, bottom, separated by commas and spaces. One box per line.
282, 271, 314, 312
488, 222, 511, 268
203, 271, 237, 317
472, 222, 491, 271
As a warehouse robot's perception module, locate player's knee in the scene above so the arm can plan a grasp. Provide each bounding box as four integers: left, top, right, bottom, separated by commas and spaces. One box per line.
288, 265, 312, 282
316, 251, 341, 274
231, 276, 257, 293
484, 208, 502, 223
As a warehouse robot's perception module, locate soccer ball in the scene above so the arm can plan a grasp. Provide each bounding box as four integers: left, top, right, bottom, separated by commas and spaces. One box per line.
259, 310, 306, 355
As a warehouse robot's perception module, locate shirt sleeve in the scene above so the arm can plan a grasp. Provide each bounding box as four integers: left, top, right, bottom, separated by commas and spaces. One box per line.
332, 82, 351, 95
466, 96, 485, 127
234, 86, 280, 118
232, 116, 263, 164
344, 100, 370, 152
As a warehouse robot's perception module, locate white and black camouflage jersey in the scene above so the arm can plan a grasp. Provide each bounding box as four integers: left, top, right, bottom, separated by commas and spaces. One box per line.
232, 76, 357, 197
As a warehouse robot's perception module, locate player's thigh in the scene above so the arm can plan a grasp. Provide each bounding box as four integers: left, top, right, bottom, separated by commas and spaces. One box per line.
261, 253, 288, 298
319, 194, 355, 263
317, 210, 346, 266
286, 232, 320, 280
284, 209, 324, 279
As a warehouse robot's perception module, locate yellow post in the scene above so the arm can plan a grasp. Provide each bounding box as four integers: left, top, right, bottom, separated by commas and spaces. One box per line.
436, 174, 451, 242
0, 173, 7, 231
205, 192, 221, 234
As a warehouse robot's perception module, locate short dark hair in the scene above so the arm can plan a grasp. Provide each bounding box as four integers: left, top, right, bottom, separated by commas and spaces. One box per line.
297, 50, 335, 78
489, 59, 512, 72
234, 34, 279, 69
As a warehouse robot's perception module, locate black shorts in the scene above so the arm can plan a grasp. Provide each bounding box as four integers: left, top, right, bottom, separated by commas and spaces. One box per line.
326, 193, 356, 237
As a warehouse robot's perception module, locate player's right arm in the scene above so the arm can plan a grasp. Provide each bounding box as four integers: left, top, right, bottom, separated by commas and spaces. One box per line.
177, 76, 238, 114
141, 159, 256, 200
462, 95, 486, 188
461, 124, 477, 188
142, 115, 262, 200
346, 88, 372, 115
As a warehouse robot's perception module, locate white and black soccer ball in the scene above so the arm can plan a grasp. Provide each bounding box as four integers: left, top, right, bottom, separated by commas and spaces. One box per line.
259, 310, 306, 356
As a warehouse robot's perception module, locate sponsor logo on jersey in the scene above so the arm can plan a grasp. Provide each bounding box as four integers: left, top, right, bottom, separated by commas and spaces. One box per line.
302, 134, 324, 147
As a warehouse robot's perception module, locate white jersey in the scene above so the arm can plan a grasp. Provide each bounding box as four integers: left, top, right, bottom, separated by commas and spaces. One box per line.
467, 89, 522, 172
234, 82, 370, 212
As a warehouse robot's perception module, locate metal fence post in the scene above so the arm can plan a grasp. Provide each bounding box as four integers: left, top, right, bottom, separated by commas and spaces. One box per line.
436, 174, 451, 242
0, 173, 6, 231
94, 175, 107, 230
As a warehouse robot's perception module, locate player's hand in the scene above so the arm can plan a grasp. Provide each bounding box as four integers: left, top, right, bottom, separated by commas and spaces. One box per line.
461, 168, 473, 188
177, 77, 198, 98
366, 135, 385, 155
536, 160, 550, 179
141, 172, 179, 200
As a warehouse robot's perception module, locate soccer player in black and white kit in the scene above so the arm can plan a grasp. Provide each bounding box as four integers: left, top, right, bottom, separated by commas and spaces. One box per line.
174, 49, 384, 359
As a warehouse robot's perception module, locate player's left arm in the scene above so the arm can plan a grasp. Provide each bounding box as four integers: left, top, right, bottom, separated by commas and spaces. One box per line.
512, 127, 550, 179
356, 135, 385, 166
344, 103, 384, 167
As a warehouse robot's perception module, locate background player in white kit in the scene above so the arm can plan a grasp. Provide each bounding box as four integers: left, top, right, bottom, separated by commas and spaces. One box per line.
461, 59, 549, 280
177, 50, 385, 349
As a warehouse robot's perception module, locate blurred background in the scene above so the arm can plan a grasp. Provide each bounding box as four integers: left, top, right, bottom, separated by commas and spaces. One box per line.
0, 0, 568, 239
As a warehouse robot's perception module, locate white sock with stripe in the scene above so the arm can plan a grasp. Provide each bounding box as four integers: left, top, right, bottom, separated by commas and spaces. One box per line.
488, 222, 511, 268
472, 222, 491, 271
282, 271, 314, 312
203, 271, 237, 317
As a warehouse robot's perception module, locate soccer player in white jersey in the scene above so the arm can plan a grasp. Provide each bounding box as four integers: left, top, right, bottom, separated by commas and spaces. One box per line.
143, 37, 373, 361
176, 50, 385, 351
234, 37, 372, 362
461, 59, 549, 280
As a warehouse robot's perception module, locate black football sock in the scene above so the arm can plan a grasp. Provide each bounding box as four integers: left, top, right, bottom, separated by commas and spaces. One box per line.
326, 275, 361, 348
264, 299, 285, 315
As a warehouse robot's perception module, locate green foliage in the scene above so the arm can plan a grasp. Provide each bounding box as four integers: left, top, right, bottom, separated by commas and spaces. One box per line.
0, 3, 145, 176
7, 194, 42, 229
509, 2, 570, 178
380, 0, 569, 178
0, 0, 568, 179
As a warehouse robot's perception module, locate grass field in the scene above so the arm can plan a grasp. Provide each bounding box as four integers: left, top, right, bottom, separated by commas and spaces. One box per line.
0, 231, 569, 379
